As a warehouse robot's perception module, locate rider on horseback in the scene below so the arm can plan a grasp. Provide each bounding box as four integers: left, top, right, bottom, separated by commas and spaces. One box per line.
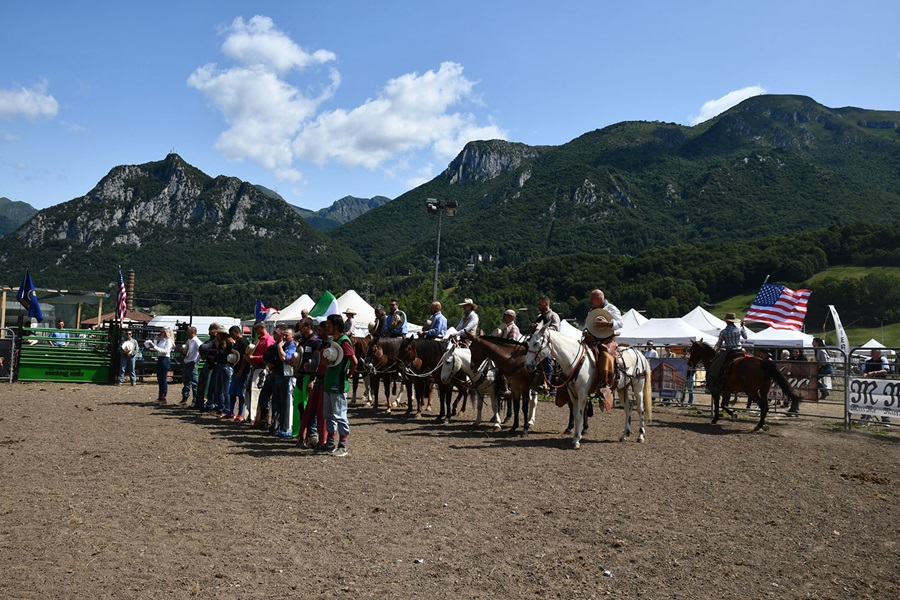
582, 289, 623, 351
706, 312, 748, 394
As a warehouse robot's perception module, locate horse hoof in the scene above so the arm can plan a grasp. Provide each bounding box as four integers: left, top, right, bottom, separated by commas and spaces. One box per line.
637, 435, 645, 443
564, 427, 573, 435
451, 409, 457, 416
618, 435, 628, 442
492, 423, 502, 431
572, 441, 581, 450
711, 417, 719, 425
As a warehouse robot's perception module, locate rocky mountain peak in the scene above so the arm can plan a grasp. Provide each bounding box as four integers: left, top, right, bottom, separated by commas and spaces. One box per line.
442, 140, 544, 184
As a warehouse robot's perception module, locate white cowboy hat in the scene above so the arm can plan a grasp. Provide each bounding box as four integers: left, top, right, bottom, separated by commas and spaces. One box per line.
368, 320, 378, 335
457, 298, 478, 310
323, 340, 344, 366
343, 308, 357, 316
503, 309, 516, 318
586, 308, 615, 339
226, 349, 241, 365
210, 325, 230, 335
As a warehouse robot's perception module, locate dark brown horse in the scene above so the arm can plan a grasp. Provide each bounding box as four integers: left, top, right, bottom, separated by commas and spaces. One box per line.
349, 336, 371, 406
399, 338, 457, 423
364, 336, 410, 414
688, 340, 802, 431
470, 336, 541, 435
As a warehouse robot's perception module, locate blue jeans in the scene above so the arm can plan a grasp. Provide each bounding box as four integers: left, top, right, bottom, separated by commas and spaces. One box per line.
203, 366, 218, 409
324, 390, 350, 441
118, 354, 136, 384
215, 365, 233, 413
156, 357, 171, 397
181, 361, 198, 402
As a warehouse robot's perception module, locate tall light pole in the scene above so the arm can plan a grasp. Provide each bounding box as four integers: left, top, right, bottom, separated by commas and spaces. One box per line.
426, 198, 459, 302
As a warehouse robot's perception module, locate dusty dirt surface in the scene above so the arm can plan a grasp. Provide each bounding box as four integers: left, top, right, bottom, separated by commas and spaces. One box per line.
0, 382, 898, 599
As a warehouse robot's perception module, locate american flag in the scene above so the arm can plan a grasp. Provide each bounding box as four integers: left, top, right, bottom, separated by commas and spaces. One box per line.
745, 283, 811, 330
116, 270, 127, 323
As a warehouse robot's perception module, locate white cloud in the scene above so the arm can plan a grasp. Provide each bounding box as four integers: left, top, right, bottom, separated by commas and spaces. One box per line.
191, 16, 505, 188
1, 130, 23, 143
690, 86, 767, 125
293, 62, 507, 169
0, 80, 59, 120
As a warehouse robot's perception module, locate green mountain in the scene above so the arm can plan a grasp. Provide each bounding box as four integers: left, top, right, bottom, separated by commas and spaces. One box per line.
0, 154, 363, 304
0, 197, 38, 236
331, 95, 900, 275
255, 185, 391, 231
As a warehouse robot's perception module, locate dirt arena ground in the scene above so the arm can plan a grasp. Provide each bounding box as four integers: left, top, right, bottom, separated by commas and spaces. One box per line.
0, 382, 897, 599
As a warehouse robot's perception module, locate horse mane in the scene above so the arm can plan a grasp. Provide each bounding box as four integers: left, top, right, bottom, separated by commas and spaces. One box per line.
403, 338, 448, 366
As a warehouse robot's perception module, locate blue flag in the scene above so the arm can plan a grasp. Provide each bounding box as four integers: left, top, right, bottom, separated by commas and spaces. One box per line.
255, 300, 279, 322
16, 270, 44, 322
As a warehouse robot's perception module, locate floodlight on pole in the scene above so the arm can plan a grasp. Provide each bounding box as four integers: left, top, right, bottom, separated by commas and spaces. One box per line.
426, 198, 459, 302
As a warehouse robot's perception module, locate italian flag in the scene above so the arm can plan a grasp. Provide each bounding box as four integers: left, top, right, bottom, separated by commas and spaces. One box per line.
309, 290, 339, 319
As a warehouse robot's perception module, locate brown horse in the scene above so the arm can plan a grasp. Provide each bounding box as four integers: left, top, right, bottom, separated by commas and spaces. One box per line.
688, 340, 801, 431
399, 338, 458, 423
364, 336, 410, 414
470, 335, 541, 435
349, 336, 371, 406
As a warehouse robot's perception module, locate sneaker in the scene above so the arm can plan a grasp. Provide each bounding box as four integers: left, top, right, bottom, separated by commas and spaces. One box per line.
131, 381, 137, 386
276, 430, 294, 438
319, 442, 336, 452
305, 434, 319, 447
332, 446, 348, 457
233, 415, 243, 423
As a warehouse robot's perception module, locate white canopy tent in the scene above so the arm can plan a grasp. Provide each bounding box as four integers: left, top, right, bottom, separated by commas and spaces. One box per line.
616, 318, 717, 346
621, 308, 648, 331
269, 294, 314, 322
747, 327, 814, 348
559, 319, 583, 340
681, 306, 726, 336
336, 290, 377, 337
859, 338, 894, 357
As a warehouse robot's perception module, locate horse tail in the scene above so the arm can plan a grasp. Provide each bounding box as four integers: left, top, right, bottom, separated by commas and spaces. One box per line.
762, 359, 802, 403
642, 356, 653, 422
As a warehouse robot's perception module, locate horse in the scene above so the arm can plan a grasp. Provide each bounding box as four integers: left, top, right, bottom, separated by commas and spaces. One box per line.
440, 344, 502, 430
399, 337, 459, 423
524, 325, 652, 448
687, 340, 802, 431
349, 336, 371, 405
469, 335, 538, 435
364, 336, 411, 414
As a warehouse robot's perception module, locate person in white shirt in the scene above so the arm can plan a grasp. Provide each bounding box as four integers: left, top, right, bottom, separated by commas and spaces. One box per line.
147, 327, 174, 403
180, 326, 201, 405
117, 329, 139, 386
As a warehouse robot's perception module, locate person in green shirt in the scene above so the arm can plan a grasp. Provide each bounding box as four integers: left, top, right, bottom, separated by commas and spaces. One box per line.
321, 314, 357, 457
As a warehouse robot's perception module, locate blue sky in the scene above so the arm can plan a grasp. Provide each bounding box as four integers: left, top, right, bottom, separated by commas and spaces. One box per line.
2, 1, 898, 211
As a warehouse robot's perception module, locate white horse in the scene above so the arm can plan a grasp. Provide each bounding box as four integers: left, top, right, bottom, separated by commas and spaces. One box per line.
524, 324, 652, 448
440, 345, 503, 430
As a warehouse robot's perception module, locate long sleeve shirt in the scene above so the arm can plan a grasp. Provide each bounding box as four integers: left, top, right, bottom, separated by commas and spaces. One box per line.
422, 312, 448, 338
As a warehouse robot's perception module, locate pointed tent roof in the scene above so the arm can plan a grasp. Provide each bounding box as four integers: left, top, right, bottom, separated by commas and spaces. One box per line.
270, 294, 314, 322
621, 308, 648, 330
682, 306, 727, 335
616, 318, 718, 346
336, 290, 377, 337
860, 338, 885, 349
559, 319, 583, 340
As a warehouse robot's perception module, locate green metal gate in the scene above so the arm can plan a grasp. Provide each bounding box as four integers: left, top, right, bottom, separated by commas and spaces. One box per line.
18, 326, 113, 383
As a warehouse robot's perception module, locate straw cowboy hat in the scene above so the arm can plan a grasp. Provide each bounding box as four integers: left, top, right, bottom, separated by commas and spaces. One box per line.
210, 325, 230, 335
343, 307, 357, 316
724, 312, 741, 324
503, 309, 516, 318
323, 340, 344, 367
226, 349, 241, 365
458, 298, 478, 310
586, 307, 615, 339
368, 320, 378, 335
288, 348, 305, 368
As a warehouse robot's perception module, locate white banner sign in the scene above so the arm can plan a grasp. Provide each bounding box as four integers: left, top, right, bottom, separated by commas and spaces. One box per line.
848, 377, 900, 418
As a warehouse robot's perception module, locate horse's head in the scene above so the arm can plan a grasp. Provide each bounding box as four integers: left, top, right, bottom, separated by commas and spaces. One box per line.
524, 324, 550, 371
687, 340, 712, 368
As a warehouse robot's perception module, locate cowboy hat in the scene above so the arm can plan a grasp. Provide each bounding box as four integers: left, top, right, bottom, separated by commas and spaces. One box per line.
323, 340, 344, 366
458, 298, 478, 310
226, 349, 241, 365
503, 309, 517, 318
586, 308, 615, 339
368, 320, 378, 335
210, 325, 230, 334
723, 312, 741, 324
288, 348, 305, 368
343, 307, 357, 315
